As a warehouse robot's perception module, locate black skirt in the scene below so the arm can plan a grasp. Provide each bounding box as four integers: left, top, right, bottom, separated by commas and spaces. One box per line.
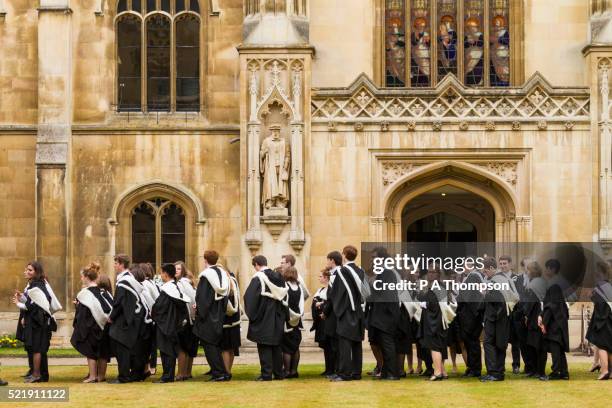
586, 300, 612, 352
220, 325, 241, 355
179, 323, 199, 357
395, 307, 414, 354
446, 320, 463, 352
281, 329, 302, 354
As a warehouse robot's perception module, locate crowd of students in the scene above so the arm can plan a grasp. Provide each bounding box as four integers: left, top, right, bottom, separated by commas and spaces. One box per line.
3, 245, 612, 385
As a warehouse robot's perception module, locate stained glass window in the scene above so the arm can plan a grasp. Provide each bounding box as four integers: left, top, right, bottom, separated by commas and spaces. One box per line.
384, 0, 511, 87
385, 0, 406, 87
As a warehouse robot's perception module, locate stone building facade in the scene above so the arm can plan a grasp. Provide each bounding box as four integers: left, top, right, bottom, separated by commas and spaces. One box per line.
0, 0, 610, 346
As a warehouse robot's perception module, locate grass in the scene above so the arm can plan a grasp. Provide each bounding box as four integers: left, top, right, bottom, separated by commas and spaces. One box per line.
0, 348, 81, 358
0, 363, 608, 408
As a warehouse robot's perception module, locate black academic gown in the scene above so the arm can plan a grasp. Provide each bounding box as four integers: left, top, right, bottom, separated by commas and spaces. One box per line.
586, 290, 612, 352
324, 267, 364, 342
244, 268, 287, 346
418, 288, 448, 356
310, 289, 329, 346
456, 272, 485, 341
367, 268, 399, 335
483, 284, 511, 350
193, 267, 229, 346
152, 290, 190, 358
524, 290, 544, 350
71, 287, 112, 360
109, 283, 144, 349
16, 280, 54, 354
542, 283, 569, 352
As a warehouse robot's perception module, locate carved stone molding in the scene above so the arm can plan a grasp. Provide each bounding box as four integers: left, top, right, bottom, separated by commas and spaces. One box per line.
472, 162, 518, 188
381, 162, 425, 187
311, 73, 590, 127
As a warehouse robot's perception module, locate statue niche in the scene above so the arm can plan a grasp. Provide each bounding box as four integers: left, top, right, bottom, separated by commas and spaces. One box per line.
260, 123, 290, 214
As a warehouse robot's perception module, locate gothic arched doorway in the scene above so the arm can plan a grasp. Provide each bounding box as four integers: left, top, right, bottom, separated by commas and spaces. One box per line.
402, 185, 495, 242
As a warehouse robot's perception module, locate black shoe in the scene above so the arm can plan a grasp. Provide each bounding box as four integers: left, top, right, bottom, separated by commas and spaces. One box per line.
480, 375, 493, 382
429, 374, 444, 381
381, 376, 400, 381
153, 378, 174, 383
512, 367, 520, 375
326, 374, 339, 380
590, 365, 601, 373
0, 379, 7, 386
351, 375, 362, 381
548, 372, 562, 380
597, 372, 610, 380
420, 369, 434, 377
462, 371, 479, 378
24, 376, 42, 384
255, 376, 272, 381
21, 371, 32, 378
524, 372, 536, 378
399, 372, 407, 378
285, 373, 299, 379
108, 379, 129, 384
330, 376, 350, 382
538, 375, 549, 381
208, 375, 230, 382
560, 373, 570, 380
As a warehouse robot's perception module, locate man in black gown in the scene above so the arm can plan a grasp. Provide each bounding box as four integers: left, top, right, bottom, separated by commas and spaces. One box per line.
481, 257, 517, 382
244, 255, 288, 381
323, 251, 364, 382
151, 263, 190, 383
456, 260, 485, 377
539, 259, 570, 380
366, 247, 400, 380
193, 250, 230, 382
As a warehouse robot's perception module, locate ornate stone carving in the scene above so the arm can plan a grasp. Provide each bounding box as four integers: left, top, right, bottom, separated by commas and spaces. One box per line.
260, 124, 290, 212
311, 73, 590, 126
485, 121, 496, 131
511, 121, 521, 131
537, 120, 548, 130
473, 161, 518, 187
432, 121, 442, 131
381, 162, 424, 186
407, 121, 417, 131
459, 121, 469, 131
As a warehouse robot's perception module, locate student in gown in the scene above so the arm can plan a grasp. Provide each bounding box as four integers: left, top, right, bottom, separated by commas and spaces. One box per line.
415, 267, 434, 377
281, 266, 304, 378
539, 259, 570, 380
323, 251, 364, 382
221, 266, 242, 378
367, 247, 400, 380
71, 262, 113, 383
480, 257, 519, 382
13, 261, 61, 383
511, 257, 534, 376
175, 261, 198, 380
395, 267, 418, 377
95, 274, 114, 382
311, 267, 334, 376
499, 255, 522, 375
280, 254, 310, 300
586, 261, 612, 380
446, 270, 464, 375
456, 261, 485, 377
193, 250, 231, 382
418, 263, 450, 381
244, 255, 289, 381
151, 263, 191, 383
141, 263, 160, 376
108, 257, 146, 384
135, 263, 157, 381
523, 262, 548, 380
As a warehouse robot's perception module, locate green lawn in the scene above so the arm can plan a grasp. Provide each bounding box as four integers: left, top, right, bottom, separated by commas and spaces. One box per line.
0, 363, 608, 408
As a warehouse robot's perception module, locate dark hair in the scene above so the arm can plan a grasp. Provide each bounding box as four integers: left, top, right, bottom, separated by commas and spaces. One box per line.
81, 261, 101, 281
327, 251, 342, 266
161, 263, 177, 279
129, 264, 145, 282
321, 267, 331, 279
499, 255, 512, 263
342, 245, 358, 262
483, 257, 497, 270
282, 254, 296, 266
28, 261, 46, 282
204, 250, 219, 265
283, 266, 298, 282
97, 274, 113, 294
141, 263, 155, 280
372, 246, 390, 259
545, 259, 561, 274
252, 255, 268, 267
114, 254, 130, 269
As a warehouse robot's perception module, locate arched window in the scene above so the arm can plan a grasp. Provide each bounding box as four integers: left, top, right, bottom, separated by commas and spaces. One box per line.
131, 198, 186, 270
384, 0, 513, 87
116, 0, 201, 112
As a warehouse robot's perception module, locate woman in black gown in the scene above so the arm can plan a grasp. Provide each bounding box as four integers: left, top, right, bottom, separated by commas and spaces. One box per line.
586, 261, 612, 380
71, 262, 114, 383
418, 264, 449, 381
221, 267, 242, 378
281, 266, 304, 378
13, 261, 58, 383
311, 267, 333, 376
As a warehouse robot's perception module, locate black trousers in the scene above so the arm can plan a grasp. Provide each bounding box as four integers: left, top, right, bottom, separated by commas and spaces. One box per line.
112, 340, 132, 383
203, 341, 227, 378
371, 328, 398, 378
548, 341, 568, 375
160, 351, 176, 382
527, 345, 547, 376
484, 323, 506, 379
131, 336, 151, 381
257, 344, 283, 379
322, 342, 335, 374
464, 333, 482, 375
149, 330, 157, 369
337, 336, 362, 380
522, 343, 540, 375
418, 343, 433, 372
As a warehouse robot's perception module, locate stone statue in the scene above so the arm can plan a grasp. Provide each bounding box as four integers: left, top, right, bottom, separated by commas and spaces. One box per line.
260, 124, 290, 210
